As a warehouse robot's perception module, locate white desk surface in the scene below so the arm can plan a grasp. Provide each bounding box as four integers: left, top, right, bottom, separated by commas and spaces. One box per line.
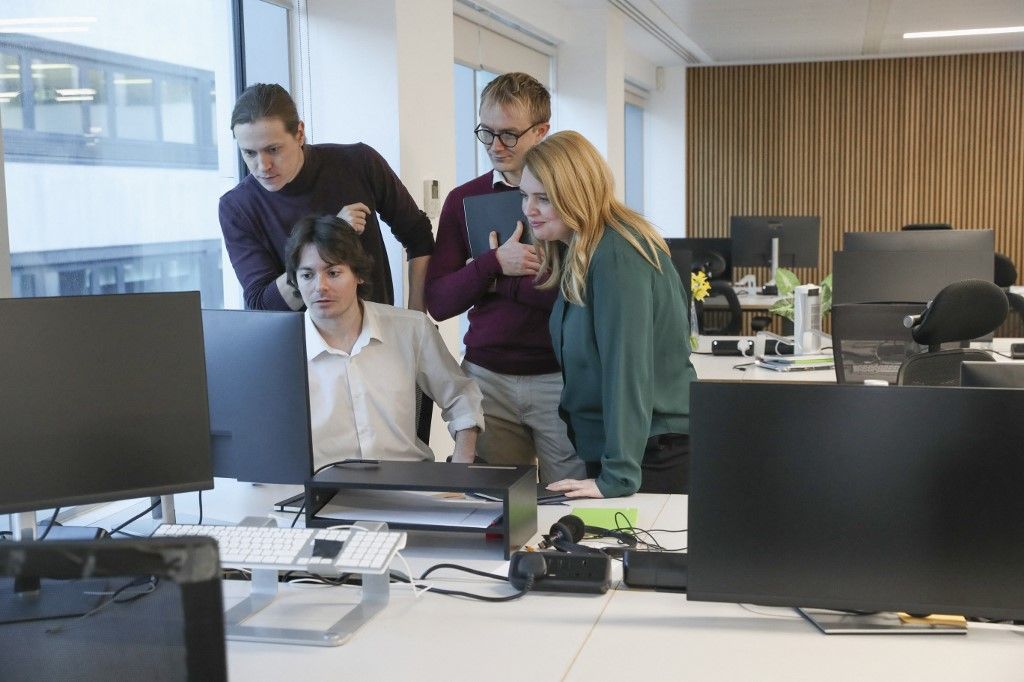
218, 491, 1022, 682
704, 291, 779, 310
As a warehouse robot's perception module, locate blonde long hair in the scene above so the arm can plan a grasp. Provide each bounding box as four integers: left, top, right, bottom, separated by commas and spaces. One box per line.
524, 130, 669, 306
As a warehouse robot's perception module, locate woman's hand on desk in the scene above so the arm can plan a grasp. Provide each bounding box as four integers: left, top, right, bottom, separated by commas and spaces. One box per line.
545, 478, 604, 499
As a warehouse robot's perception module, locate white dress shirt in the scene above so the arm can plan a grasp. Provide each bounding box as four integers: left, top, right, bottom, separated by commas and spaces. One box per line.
305, 301, 484, 470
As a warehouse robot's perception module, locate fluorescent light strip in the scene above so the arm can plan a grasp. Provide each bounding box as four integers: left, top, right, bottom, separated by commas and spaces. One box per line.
0, 17, 97, 26
54, 95, 94, 102
903, 26, 1024, 39
113, 78, 152, 86
55, 88, 96, 97
30, 63, 73, 71
0, 91, 20, 99
0, 27, 89, 34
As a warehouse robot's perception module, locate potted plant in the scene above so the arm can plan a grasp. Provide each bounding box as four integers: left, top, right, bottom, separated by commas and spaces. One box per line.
768, 268, 833, 324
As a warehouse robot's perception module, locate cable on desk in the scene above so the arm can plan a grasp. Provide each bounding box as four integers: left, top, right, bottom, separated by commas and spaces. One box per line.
37, 507, 61, 540
610, 511, 687, 552
108, 499, 161, 537
197, 491, 203, 526
386, 562, 532, 602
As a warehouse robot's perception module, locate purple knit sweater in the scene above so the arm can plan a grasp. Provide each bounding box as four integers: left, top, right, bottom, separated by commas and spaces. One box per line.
219, 143, 434, 310
424, 172, 559, 375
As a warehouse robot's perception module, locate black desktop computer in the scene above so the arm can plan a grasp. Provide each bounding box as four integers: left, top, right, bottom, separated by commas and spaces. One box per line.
202, 309, 313, 485
688, 381, 1024, 631
0, 292, 214, 623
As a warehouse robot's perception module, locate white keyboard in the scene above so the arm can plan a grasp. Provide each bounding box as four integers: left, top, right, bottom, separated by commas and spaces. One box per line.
152, 524, 406, 575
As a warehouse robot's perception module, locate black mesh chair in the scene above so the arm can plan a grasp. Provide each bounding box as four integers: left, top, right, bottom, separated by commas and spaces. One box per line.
897, 279, 1008, 386
697, 281, 742, 335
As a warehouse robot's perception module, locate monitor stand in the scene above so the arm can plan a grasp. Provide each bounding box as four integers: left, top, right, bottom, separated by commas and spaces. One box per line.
797, 608, 967, 635
221, 519, 391, 646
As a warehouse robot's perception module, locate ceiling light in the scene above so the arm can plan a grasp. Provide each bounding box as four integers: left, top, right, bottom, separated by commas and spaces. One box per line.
903, 26, 1024, 39
56, 88, 96, 97
0, 17, 96, 26
30, 63, 73, 71
113, 78, 153, 86
54, 95, 94, 102
0, 27, 89, 34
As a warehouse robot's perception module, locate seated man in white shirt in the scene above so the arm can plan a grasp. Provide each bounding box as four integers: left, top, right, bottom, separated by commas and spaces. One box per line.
284, 214, 484, 470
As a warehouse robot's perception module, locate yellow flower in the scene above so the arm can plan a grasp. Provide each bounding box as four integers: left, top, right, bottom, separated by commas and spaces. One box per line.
691, 270, 711, 302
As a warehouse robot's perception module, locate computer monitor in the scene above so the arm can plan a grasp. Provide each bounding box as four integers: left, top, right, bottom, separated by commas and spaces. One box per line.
689, 382, 1024, 628
730, 216, 820, 283
830, 303, 925, 384
202, 309, 313, 485
0, 292, 213, 516
843, 228, 994, 253
832, 250, 994, 304
665, 237, 733, 281
960, 360, 1024, 388
0, 537, 226, 678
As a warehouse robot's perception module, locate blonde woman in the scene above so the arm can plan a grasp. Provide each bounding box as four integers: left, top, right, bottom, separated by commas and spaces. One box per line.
521, 131, 696, 499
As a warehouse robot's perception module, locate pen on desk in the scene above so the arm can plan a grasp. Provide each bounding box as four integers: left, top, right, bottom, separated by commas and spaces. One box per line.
468, 464, 516, 470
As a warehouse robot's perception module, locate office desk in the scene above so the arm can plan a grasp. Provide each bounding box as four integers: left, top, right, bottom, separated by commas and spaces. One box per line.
222, 493, 1022, 681
690, 336, 837, 382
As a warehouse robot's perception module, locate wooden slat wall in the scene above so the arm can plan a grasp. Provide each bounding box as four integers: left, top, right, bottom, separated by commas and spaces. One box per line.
686, 52, 1024, 298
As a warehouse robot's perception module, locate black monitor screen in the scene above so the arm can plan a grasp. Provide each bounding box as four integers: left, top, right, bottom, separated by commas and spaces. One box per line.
0, 293, 213, 515
730, 216, 820, 268
0, 537, 226, 679
689, 381, 1024, 621
832, 250, 994, 304
961, 361, 1024, 388
843, 229, 994, 253
202, 309, 312, 484
665, 237, 733, 281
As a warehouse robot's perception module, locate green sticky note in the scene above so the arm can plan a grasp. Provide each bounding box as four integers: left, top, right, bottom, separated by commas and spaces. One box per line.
571, 507, 638, 530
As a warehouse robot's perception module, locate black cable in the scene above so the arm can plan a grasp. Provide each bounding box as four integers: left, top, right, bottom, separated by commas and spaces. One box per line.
611, 511, 687, 552
108, 500, 161, 537
419, 563, 511, 582
391, 569, 531, 602
37, 507, 61, 540
197, 491, 204, 526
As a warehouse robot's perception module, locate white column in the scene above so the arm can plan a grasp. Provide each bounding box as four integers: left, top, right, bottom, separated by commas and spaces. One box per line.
554, 7, 627, 199
645, 65, 687, 237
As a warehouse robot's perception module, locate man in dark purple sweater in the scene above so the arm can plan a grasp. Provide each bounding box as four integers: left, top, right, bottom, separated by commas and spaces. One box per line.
425, 73, 584, 484
219, 84, 434, 311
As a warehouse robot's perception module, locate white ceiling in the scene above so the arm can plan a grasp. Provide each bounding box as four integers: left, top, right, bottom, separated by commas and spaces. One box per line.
621, 0, 1024, 66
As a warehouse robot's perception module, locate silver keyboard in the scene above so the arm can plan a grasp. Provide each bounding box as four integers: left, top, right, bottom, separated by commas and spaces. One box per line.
152, 524, 406, 575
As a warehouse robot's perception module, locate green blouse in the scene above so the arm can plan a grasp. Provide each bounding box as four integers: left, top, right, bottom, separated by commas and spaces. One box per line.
550, 228, 697, 497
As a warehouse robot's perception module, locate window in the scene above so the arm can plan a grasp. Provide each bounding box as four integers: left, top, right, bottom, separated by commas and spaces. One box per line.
1, 35, 216, 168
453, 64, 498, 186
624, 101, 645, 213
1, 4, 247, 310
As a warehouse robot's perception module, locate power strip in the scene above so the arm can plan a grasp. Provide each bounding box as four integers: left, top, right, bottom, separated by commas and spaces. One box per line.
508, 551, 611, 594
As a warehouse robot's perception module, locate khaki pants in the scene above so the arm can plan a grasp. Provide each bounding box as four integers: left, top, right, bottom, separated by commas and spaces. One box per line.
462, 361, 586, 484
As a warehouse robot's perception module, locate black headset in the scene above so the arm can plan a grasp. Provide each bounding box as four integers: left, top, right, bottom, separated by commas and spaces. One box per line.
541, 514, 637, 554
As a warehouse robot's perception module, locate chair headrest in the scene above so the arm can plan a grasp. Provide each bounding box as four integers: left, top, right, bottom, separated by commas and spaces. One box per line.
910, 279, 1008, 346
994, 252, 1018, 288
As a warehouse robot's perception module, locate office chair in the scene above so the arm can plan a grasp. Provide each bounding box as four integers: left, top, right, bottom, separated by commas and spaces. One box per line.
897, 279, 1008, 386
415, 386, 434, 444
697, 281, 742, 335
994, 252, 1024, 337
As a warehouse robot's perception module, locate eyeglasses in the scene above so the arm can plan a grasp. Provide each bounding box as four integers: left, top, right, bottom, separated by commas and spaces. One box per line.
474, 122, 543, 148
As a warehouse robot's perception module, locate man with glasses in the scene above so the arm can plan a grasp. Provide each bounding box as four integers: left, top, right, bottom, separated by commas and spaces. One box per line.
425, 73, 585, 484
